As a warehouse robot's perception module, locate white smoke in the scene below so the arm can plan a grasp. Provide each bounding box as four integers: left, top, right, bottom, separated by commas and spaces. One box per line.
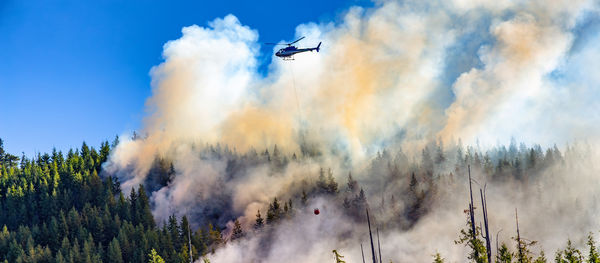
100, 0, 600, 261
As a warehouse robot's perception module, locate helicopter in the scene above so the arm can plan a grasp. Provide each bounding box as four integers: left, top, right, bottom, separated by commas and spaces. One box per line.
266, 36, 321, 60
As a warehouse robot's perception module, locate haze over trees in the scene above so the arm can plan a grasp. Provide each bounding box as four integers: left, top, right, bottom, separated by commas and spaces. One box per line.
0, 137, 597, 262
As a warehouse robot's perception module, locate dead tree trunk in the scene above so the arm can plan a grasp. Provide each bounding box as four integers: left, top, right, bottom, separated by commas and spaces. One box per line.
468, 165, 479, 260
377, 228, 382, 263
361, 243, 366, 263
366, 208, 377, 263
516, 208, 523, 262
480, 188, 492, 263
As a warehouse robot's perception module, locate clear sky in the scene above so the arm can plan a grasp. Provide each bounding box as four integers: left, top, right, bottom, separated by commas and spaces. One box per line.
0, 0, 369, 156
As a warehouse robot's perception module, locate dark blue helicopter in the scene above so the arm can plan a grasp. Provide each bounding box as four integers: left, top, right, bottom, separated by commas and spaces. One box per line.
267, 37, 321, 60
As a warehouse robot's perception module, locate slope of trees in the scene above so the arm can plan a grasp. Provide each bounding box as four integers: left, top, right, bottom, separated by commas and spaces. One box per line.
0, 138, 221, 263
0, 136, 596, 263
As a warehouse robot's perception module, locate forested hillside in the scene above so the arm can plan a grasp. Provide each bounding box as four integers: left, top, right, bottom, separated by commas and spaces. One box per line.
0, 138, 221, 263
1, 136, 599, 262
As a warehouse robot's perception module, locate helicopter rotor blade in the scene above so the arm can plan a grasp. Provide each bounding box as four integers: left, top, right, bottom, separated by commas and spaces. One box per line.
289, 36, 305, 45
265, 43, 288, 46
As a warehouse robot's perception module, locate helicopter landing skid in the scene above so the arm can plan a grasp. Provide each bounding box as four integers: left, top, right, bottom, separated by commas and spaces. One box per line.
283, 57, 295, 61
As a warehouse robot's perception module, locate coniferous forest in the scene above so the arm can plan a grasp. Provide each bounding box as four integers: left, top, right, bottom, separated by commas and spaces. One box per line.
0, 138, 221, 263
0, 136, 599, 262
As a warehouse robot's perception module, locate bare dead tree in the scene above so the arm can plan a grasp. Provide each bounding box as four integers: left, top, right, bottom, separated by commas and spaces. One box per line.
366, 208, 377, 263
361, 243, 366, 263
496, 229, 503, 261
468, 165, 479, 260
377, 228, 382, 263
188, 226, 193, 263
516, 208, 523, 262
480, 187, 492, 263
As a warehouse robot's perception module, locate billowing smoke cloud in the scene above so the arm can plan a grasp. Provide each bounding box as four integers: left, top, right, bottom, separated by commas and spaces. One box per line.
102, 0, 600, 261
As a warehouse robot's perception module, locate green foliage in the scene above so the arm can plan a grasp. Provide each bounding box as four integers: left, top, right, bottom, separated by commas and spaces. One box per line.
497, 243, 513, 263
588, 233, 600, 263
332, 249, 346, 263
514, 235, 537, 263
0, 136, 589, 263
534, 251, 547, 263
0, 139, 217, 263
148, 248, 165, 263
433, 252, 445, 263
207, 223, 222, 249
455, 210, 488, 263
254, 210, 264, 229
232, 219, 243, 240
555, 240, 583, 263
107, 238, 123, 263
266, 197, 282, 224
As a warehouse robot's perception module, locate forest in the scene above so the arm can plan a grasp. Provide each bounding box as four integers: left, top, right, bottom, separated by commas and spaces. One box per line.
0, 136, 598, 263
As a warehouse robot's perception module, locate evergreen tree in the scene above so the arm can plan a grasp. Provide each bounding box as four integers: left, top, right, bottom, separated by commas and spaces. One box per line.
167, 214, 181, 251
347, 172, 358, 192
301, 190, 308, 206
254, 210, 264, 229
317, 168, 327, 192
180, 216, 192, 250
207, 223, 222, 247
534, 251, 547, 263
266, 198, 282, 224
148, 248, 165, 263
455, 210, 487, 263
326, 168, 338, 194
232, 219, 243, 240
137, 185, 156, 230
588, 233, 600, 263
497, 243, 513, 263
555, 240, 583, 263
433, 252, 445, 263
55, 250, 66, 263
107, 238, 124, 263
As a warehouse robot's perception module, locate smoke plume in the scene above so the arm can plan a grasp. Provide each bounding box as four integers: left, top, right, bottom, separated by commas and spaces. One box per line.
102, 0, 600, 261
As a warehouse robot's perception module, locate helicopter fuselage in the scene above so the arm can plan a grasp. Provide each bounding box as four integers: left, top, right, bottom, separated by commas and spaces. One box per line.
275, 42, 321, 58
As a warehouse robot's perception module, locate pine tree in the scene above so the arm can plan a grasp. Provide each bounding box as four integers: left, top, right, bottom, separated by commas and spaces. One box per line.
267, 198, 282, 224
496, 243, 513, 263
433, 252, 445, 263
111, 135, 120, 149
232, 219, 243, 240
347, 172, 358, 192
180, 216, 192, 249
301, 190, 308, 205
558, 240, 583, 263
167, 214, 181, 250
107, 238, 124, 263
148, 248, 165, 263
0, 138, 5, 165
129, 188, 139, 225
254, 210, 264, 229
55, 250, 66, 263
317, 168, 327, 192
455, 209, 487, 263
326, 168, 338, 194
208, 223, 222, 247
137, 185, 156, 229
533, 251, 547, 263
588, 233, 600, 263
180, 244, 190, 263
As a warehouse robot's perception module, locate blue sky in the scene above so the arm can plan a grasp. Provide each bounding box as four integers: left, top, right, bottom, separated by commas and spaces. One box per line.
0, 0, 369, 156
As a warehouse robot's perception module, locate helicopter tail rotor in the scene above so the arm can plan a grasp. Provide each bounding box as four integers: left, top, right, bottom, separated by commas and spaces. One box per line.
316, 42, 321, 52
